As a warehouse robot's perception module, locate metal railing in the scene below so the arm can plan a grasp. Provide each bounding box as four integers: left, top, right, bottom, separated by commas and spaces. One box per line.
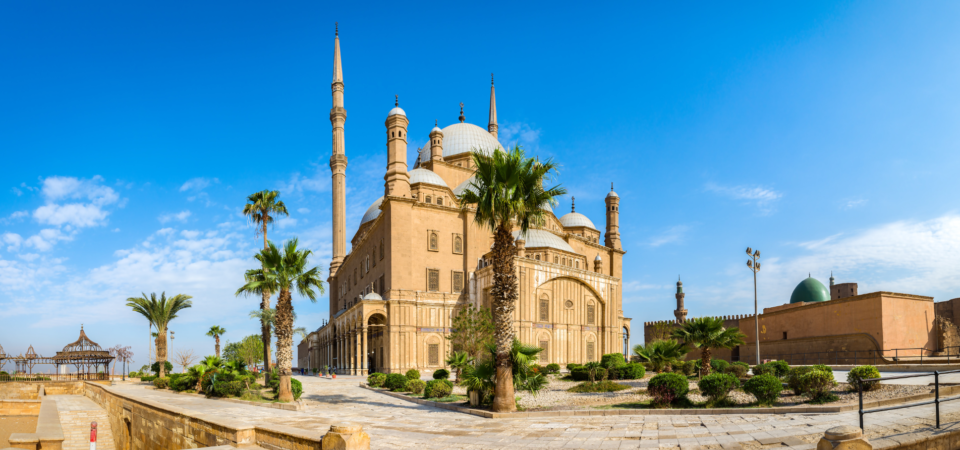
0, 373, 111, 382
733, 346, 960, 366
858, 369, 960, 430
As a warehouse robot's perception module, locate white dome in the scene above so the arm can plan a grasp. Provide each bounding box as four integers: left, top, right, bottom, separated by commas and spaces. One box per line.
420, 122, 504, 163
453, 177, 477, 197
595, 254, 602, 261
431, 126, 443, 134
388, 106, 406, 117
606, 190, 619, 199
408, 168, 448, 187
512, 229, 575, 253
363, 292, 383, 301
360, 196, 384, 225
560, 212, 598, 230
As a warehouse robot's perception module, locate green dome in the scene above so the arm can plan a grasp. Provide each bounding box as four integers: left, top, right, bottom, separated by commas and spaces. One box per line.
790, 277, 831, 304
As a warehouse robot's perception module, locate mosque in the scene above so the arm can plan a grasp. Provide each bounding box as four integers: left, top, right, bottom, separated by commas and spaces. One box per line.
297, 28, 632, 375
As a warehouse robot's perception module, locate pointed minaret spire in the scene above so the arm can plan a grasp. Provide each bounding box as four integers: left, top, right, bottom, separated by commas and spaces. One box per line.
488, 73, 498, 139
459, 102, 465, 123
332, 23, 343, 84
571, 196, 575, 213
329, 22, 348, 277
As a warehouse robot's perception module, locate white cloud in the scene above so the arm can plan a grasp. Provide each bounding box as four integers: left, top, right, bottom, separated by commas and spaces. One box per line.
24, 228, 75, 251
34, 203, 110, 227
843, 199, 868, 210
11, 187, 22, 196
648, 225, 690, 247
0, 210, 29, 225
279, 170, 328, 195
158, 210, 192, 224
705, 183, 783, 214
498, 122, 541, 151
277, 217, 298, 229
18, 253, 39, 262
297, 208, 310, 214
112, 228, 120, 233
180, 230, 201, 239
179, 177, 218, 192
31, 176, 119, 228
2, 233, 23, 252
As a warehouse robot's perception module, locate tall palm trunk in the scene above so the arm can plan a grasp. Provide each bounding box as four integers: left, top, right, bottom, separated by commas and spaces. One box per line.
700, 347, 712, 377
215, 336, 221, 358
261, 223, 272, 382
158, 328, 168, 378
274, 288, 294, 402
491, 224, 518, 413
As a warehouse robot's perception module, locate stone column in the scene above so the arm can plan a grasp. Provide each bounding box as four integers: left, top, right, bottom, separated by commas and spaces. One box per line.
362, 327, 368, 375
817, 425, 871, 450
321, 423, 370, 450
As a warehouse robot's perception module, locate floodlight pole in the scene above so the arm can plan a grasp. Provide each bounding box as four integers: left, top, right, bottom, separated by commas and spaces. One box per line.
746, 248, 761, 365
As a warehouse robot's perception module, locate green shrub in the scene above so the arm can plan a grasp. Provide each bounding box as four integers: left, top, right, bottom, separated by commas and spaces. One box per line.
752, 363, 775, 377
620, 363, 646, 380
141, 375, 157, 382
801, 370, 837, 403
568, 381, 631, 393
683, 360, 697, 376
129, 372, 140, 378
292, 378, 303, 400
733, 361, 749, 369
711, 360, 731, 373
811, 364, 832, 373
847, 366, 881, 392
214, 380, 245, 397
150, 361, 174, 376
424, 379, 453, 398
405, 369, 421, 380
407, 379, 426, 394
725, 363, 747, 378
545, 364, 561, 374
698, 373, 740, 403
384, 373, 409, 391
786, 367, 815, 395
571, 367, 590, 381
170, 376, 195, 392
743, 374, 782, 406
647, 373, 689, 406
566, 363, 582, 372
367, 373, 387, 388
152, 377, 169, 389
768, 360, 790, 378
433, 369, 450, 380
601, 353, 626, 368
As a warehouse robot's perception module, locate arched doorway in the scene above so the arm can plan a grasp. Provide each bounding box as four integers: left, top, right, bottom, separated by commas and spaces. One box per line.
367, 313, 387, 374
622, 326, 630, 359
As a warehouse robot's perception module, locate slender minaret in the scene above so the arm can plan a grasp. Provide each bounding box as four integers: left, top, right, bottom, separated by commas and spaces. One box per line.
329, 23, 347, 276
488, 73, 498, 139
604, 183, 622, 250
384, 95, 411, 197
430, 120, 444, 161
674, 277, 688, 323
830, 271, 835, 287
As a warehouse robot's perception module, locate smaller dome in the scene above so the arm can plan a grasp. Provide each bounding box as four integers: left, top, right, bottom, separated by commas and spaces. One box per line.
360, 197, 384, 225
560, 212, 598, 230
408, 168, 448, 187
431, 126, 443, 134
790, 276, 831, 304
388, 106, 406, 117
606, 190, 619, 199
512, 229, 575, 253
453, 177, 478, 197
594, 254, 602, 261
363, 292, 383, 301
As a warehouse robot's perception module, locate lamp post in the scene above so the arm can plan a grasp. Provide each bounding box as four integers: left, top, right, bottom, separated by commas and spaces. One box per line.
746, 248, 761, 365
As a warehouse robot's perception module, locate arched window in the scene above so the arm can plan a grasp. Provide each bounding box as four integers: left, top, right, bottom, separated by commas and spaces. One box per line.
539, 296, 549, 322
535, 254, 541, 261
454, 236, 463, 254
365, 256, 370, 273
428, 232, 438, 251
425, 195, 432, 204
554, 255, 559, 264
587, 303, 596, 325
391, 131, 395, 138
575, 260, 579, 269
437, 197, 443, 206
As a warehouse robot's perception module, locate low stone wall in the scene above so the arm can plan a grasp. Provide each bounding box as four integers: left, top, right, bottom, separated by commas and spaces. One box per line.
0, 382, 84, 399
0, 399, 41, 416
6, 399, 65, 450
82, 382, 324, 450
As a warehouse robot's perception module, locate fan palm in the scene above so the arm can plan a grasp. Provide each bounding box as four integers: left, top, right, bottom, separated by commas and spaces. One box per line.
187, 364, 208, 392
207, 326, 226, 358
633, 339, 690, 373
236, 238, 323, 402
457, 145, 565, 412
671, 317, 746, 376
126, 292, 193, 378
445, 351, 474, 383
248, 307, 297, 366
243, 190, 289, 382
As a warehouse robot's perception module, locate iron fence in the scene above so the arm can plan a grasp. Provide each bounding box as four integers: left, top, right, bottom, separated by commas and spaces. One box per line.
0, 372, 111, 382
732, 346, 960, 366
858, 369, 960, 430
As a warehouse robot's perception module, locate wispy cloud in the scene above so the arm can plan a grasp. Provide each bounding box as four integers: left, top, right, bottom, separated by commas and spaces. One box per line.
705, 182, 783, 214
498, 122, 541, 151
158, 210, 192, 224
33, 176, 119, 228
648, 225, 691, 247
842, 199, 868, 210
179, 177, 218, 192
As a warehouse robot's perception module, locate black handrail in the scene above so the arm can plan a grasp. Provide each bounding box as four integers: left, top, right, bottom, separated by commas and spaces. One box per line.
858, 369, 960, 430
732, 346, 960, 366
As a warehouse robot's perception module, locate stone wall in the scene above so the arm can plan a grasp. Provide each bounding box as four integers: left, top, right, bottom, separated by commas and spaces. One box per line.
0, 382, 83, 400
738, 333, 883, 365
0, 399, 41, 415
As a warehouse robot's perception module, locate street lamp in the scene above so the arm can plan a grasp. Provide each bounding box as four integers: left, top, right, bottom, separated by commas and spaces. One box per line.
746, 248, 761, 365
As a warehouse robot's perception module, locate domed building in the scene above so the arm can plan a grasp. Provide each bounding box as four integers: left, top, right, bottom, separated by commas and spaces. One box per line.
300, 30, 631, 375
789, 276, 831, 304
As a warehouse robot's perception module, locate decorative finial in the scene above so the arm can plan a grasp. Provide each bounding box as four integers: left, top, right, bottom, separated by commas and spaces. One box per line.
395, 94, 398, 107
571, 197, 575, 213
435, 119, 438, 127
491, 73, 494, 85
335, 22, 338, 36
809, 272, 811, 277
611, 182, 614, 191
458, 102, 465, 123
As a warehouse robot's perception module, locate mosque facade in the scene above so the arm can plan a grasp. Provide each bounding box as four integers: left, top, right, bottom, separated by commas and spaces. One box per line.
297, 30, 632, 375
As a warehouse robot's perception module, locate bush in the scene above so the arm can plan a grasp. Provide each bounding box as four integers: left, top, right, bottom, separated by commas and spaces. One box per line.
405, 369, 421, 380
786, 367, 815, 395
407, 379, 426, 395
384, 373, 409, 391
129, 371, 140, 378
291, 378, 303, 400
546, 364, 561, 374
801, 370, 837, 403
424, 379, 453, 398
648, 373, 689, 406
743, 374, 782, 406
725, 363, 747, 378
698, 373, 740, 403
152, 377, 169, 389
170, 376, 195, 392
367, 373, 387, 388
433, 369, 450, 380
620, 363, 646, 380
150, 361, 174, 376
566, 363, 582, 372
214, 380, 245, 397
768, 360, 790, 378
571, 366, 608, 382
683, 360, 697, 376
601, 353, 626, 368
848, 366, 881, 392
568, 381, 631, 393
141, 375, 157, 383
711, 360, 731, 374
752, 363, 775, 377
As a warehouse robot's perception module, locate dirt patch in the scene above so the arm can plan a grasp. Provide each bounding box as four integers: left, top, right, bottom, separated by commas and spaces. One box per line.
0, 415, 38, 447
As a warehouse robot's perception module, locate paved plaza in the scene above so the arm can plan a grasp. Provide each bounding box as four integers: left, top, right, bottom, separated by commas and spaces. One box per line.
95, 375, 960, 449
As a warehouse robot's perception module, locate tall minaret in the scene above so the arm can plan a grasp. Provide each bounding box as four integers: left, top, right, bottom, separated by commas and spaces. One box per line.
674, 278, 688, 323
488, 73, 498, 139
604, 183, 622, 250
384, 95, 411, 197
429, 120, 444, 161
329, 23, 347, 276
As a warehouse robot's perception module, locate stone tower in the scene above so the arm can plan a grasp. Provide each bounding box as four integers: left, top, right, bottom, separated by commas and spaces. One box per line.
384, 96, 411, 197
674, 278, 688, 323
429, 120, 443, 161
488, 74, 498, 139
604, 184, 622, 250
329, 24, 347, 276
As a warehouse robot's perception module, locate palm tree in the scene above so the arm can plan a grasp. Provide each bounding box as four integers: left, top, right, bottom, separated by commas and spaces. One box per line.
445, 351, 473, 383
457, 145, 565, 412
248, 307, 297, 368
236, 239, 323, 402
126, 292, 193, 378
671, 317, 746, 376
633, 339, 690, 373
207, 326, 226, 358
243, 190, 289, 382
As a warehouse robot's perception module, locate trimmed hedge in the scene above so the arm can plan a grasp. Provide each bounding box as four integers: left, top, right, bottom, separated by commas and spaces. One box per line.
786, 367, 815, 395
615, 363, 645, 380
752, 363, 775, 377
648, 373, 688, 406
571, 367, 608, 382
725, 363, 747, 378
368, 373, 387, 387
768, 360, 790, 378
432, 369, 450, 380
601, 353, 626, 368
744, 374, 782, 406
408, 379, 426, 394
847, 366, 881, 392
384, 373, 409, 391
566, 363, 582, 372
698, 373, 740, 402
141, 375, 157, 382
152, 377, 169, 389
214, 380, 244, 397
405, 369, 421, 380
424, 379, 453, 398
545, 364, 561, 374
801, 369, 835, 402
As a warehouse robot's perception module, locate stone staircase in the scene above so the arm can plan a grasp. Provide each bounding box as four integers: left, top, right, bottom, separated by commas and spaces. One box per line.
56, 401, 116, 450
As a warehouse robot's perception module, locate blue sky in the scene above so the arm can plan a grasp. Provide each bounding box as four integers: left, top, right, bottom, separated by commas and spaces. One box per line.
3, 1, 960, 371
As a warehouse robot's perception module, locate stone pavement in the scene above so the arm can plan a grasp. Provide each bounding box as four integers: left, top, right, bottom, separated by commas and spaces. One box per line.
102, 375, 960, 450
51, 395, 116, 450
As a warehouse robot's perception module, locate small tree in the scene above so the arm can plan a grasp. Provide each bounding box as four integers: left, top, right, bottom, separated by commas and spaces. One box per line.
446, 306, 494, 362
173, 349, 197, 373
671, 317, 745, 377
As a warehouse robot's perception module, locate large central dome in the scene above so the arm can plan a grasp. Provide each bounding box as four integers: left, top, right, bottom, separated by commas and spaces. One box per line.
420, 123, 505, 163
790, 276, 831, 304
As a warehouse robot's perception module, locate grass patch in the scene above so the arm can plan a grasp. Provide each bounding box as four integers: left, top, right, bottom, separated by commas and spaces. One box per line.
567, 381, 632, 393
425, 394, 467, 403
806, 393, 840, 404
